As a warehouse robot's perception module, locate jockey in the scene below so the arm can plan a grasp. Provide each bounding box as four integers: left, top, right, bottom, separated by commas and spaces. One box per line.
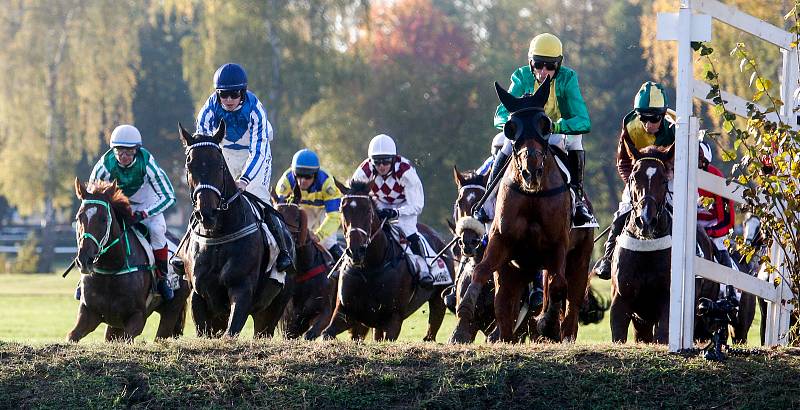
275, 149, 344, 262
698, 140, 736, 268
481, 33, 593, 225
594, 81, 676, 279
194, 62, 292, 272
86, 124, 176, 300
351, 134, 433, 287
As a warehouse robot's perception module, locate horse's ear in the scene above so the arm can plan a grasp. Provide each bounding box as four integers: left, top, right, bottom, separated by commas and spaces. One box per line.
665, 142, 676, 161
291, 182, 302, 205
213, 119, 226, 144
178, 122, 193, 147
334, 177, 349, 195
453, 165, 463, 187
446, 219, 457, 235
529, 75, 552, 109
481, 171, 490, 187
75, 177, 87, 199
495, 82, 524, 114
110, 179, 118, 192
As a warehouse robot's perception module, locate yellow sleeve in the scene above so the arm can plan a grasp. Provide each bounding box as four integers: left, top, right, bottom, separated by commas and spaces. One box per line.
314, 176, 343, 241
275, 170, 293, 202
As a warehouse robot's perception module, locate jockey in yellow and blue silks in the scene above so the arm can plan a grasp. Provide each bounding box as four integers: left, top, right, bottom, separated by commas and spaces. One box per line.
275, 149, 345, 262
194, 63, 292, 272
481, 33, 593, 225
86, 124, 176, 300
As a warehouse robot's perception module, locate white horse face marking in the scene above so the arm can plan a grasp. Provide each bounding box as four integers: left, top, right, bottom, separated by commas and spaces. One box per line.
466, 192, 476, 203
646, 167, 657, 188
349, 200, 358, 208
85, 207, 98, 223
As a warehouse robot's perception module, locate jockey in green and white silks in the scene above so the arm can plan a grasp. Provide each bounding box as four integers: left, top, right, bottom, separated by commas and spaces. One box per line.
481, 33, 594, 226
87, 124, 176, 299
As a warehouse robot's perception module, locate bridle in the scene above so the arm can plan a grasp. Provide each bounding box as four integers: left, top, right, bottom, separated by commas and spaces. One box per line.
277, 203, 308, 246
185, 141, 242, 213
628, 156, 671, 228
507, 109, 551, 179
77, 199, 119, 262
341, 194, 386, 250
453, 184, 486, 221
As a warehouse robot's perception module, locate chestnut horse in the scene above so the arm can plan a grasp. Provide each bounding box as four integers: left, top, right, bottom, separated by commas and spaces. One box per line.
70, 178, 189, 342
321, 181, 454, 341
274, 185, 337, 340
179, 122, 285, 338
456, 78, 595, 342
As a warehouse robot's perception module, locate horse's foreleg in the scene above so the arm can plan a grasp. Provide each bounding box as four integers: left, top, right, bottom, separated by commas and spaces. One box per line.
610, 295, 633, 343
457, 238, 511, 321
655, 301, 670, 344
225, 286, 254, 338
384, 314, 403, 341
495, 266, 525, 343
537, 252, 567, 341
191, 291, 215, 337
105, 326, 126, 342
423, 290, 446, 342
122, 311, 146, 343
321, 300, 352, 340
67, 303, 102, 343
304, 303, 333, 340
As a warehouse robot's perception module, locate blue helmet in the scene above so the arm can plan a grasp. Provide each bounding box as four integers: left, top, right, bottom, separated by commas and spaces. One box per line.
213, 63, 248, 91
292, 149, 320, 176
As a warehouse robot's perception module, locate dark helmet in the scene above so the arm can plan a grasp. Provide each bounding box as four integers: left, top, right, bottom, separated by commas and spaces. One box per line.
634, 81, 669, 115
213, 63, 248, 91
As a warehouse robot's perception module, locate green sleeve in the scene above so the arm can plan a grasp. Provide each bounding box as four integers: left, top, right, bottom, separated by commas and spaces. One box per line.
554, 70, 591, 135
493, 67, 529, 129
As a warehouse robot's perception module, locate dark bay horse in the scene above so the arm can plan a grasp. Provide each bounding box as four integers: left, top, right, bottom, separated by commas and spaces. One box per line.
321, 181, 454, 341
274, 186, 336, 340
70, 178, 189, 342
456, 78, 595, 342
179, 122, 284, 338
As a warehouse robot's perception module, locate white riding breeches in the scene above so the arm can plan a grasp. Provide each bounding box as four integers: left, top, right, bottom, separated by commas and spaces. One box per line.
500, 134, 583, 156
140, 213, 167, 249
222, 145, 273, 203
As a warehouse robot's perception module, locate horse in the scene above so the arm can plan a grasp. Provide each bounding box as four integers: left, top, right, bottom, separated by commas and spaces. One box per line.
321, 180, 454, 341
178, 121, 285, 338
455, 78, 595, 342
70, 178, 189, 342
274, 185, 337, 340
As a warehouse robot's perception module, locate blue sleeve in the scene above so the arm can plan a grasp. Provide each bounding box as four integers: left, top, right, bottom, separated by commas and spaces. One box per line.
195, 94, 218, 135
477, 156, 493, 176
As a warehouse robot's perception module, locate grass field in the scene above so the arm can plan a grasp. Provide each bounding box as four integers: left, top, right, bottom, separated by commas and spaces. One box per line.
0, 273, 762, 345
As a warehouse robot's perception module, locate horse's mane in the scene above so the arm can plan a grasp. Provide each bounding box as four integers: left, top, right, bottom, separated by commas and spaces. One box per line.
459, 171, 487, 187
347, 180, 371, 195
639, 144, 672, 159
86, 180, 135, 224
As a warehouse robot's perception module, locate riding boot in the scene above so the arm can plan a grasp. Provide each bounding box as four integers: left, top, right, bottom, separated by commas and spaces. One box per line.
407, 233, 434, 288
592, 210, 629, 280
154, 246, 174, 301
265, 206, 295, 272
170, 228, 190, 277
529, 272, 544, 310
474, 151, 509, 222
568, 150, 593, 226
327, 244, 344, 280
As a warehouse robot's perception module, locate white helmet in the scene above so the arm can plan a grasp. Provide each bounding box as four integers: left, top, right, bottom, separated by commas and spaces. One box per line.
491, 132, 505, 156
110, 124, 142, 148
368, 134, 397, 157
699, 139, 712, 163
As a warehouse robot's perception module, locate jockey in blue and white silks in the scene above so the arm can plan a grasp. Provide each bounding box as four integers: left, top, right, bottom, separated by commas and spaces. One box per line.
195, 91, 273, 201
193, 62, 292, 272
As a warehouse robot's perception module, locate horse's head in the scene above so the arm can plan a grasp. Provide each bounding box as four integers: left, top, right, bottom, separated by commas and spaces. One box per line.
276, 184, 309, 246
73, 177, 132, 273
496, 77, 553, 190
180, 121, 229, 230
340, 180, 379, 267
452, 165, 488, 256
624, 140, 674, 238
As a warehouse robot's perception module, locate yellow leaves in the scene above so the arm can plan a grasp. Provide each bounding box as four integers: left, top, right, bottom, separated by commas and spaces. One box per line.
755, 78, 772, 92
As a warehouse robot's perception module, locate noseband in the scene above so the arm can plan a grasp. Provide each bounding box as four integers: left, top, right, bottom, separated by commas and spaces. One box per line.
185, 141, 242, 212
77, 199, 118, 262
629, 157, 671, 225
341, 194, 385, 249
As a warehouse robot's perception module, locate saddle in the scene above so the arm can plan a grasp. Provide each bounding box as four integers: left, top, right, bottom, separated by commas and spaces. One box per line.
384, 224, 452, 286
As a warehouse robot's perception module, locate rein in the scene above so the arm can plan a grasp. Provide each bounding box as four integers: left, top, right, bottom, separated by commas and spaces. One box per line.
77, 199, 146, 275
185, 141, 242, 212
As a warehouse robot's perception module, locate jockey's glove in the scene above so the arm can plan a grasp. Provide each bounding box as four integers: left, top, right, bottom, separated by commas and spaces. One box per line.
133, 210, 148, 223
377, 208, 399, 221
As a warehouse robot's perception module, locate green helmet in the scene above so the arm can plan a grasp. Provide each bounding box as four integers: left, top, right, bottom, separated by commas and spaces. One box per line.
634, 81, 669, 114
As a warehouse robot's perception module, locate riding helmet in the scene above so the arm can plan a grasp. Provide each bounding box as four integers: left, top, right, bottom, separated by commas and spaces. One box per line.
368, 134, 397, 158
528, 33, 563, 63
109, 124, 142, 148
214, 63, 248, 91
292, 149, 320, 176
634, 81, 669, 114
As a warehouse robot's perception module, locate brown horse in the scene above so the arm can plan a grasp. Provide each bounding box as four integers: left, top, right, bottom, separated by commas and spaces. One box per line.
321, 180, 454, 341
70, 178, 189, 342
456, 78, 595, 342
179, 122, 285, 338
274, 185, 337, 340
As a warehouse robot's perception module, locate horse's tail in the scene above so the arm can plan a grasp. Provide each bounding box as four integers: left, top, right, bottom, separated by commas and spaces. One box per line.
579, 285, 610, 325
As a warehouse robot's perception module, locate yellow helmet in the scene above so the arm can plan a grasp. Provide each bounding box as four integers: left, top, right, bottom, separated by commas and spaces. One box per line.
528, 33, 563, 62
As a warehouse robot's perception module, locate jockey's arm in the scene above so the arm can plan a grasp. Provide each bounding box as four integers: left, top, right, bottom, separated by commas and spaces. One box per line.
316, 180, 343, 241
195, 94, 218, 136
88, 158, 111, 183
493, 67, 528, 129
274, 170, 293, 203
143, 154, 176, 216
350, 163, 370, 184
396, 167, 424, 217
553, 70, 591, 135
239, 106, 272, 185
616, 129, 634, 183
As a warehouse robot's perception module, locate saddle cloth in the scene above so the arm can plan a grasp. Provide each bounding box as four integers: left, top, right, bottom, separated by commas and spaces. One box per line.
243, 196, 286, 284
388, 226, 452, 286
131, 228, 181, 291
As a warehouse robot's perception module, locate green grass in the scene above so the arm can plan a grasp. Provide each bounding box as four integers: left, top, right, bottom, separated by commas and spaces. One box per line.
0, 273, 761, 345
1, 340, 798, 408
